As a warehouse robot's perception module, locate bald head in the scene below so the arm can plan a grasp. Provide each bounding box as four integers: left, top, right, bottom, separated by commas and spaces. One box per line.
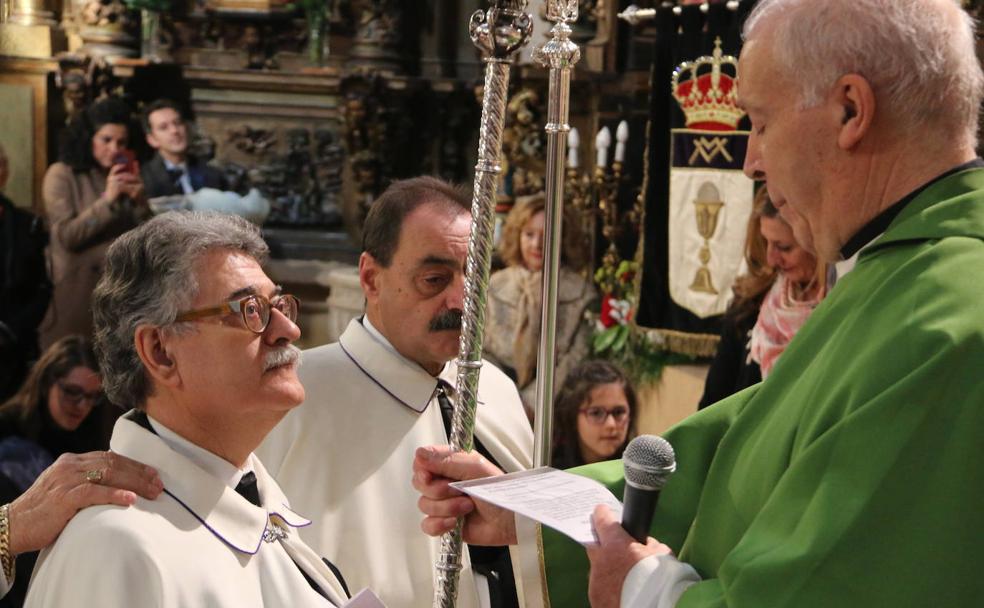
744, 0, 983, 149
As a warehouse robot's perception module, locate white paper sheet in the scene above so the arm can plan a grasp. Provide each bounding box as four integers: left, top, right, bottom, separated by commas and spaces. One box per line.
343, 588, 386, 608
450, 467, 622, 545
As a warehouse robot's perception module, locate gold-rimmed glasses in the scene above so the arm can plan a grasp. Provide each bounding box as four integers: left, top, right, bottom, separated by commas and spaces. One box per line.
174, 294, 300, 334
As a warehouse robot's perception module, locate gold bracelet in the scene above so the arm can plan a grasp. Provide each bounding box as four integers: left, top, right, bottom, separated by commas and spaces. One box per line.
0, 503, 14, 583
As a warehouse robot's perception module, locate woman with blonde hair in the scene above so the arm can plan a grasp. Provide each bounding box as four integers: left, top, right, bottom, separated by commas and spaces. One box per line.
485, 194, 596, 416
699, 188, 827, 408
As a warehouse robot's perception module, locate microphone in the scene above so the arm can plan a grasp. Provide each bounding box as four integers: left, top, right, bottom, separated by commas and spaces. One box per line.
621, 435, 676, 543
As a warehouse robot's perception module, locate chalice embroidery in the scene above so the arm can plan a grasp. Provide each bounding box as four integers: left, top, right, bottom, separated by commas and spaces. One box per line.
690, 182, 725, 295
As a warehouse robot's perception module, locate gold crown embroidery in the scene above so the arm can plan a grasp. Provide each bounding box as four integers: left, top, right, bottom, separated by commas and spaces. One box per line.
672, 38, 745, 131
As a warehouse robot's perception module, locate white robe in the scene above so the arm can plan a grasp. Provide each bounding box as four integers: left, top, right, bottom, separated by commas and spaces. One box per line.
25, 411, 349, 608
258, 318, 534, 608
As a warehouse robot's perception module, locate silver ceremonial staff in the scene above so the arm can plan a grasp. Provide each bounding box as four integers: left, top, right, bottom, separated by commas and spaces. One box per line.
531, 0, 581, 468
434, 3, 532, 608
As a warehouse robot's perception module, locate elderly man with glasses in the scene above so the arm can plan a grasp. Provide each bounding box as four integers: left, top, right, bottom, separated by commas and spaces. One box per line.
25, 211, 350, 607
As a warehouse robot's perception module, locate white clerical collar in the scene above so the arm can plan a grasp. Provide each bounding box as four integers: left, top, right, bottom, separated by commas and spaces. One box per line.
833, 250, 859, 283
112, 411, 310, 555
148, 414, 249, 490
831, 231, 883, 286
361, 315, 448, 377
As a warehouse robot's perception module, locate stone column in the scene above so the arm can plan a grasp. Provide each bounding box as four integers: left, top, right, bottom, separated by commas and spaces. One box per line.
0, 0, 66, 58
7, 0, 56, 26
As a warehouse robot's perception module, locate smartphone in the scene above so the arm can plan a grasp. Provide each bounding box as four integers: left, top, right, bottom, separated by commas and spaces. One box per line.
113, 149, 138, 175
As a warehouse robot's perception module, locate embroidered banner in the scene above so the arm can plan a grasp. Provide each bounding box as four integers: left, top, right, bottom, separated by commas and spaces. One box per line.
633, 6, 754, 356
668, 129, 753, 318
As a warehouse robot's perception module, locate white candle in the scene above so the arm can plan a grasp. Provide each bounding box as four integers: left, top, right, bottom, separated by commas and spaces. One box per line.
596, 126, 611, 168
567, 127, 580, 169
615, 120, 629, 163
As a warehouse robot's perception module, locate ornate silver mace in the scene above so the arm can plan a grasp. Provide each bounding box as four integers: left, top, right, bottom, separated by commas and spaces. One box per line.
433, 3, 532, 607
531, 0, 581, 468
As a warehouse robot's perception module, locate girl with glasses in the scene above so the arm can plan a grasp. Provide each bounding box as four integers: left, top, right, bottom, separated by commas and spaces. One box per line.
551, 360, 637, 470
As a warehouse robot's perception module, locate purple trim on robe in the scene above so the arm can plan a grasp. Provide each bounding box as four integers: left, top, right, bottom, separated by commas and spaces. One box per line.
338, 340, 437, 413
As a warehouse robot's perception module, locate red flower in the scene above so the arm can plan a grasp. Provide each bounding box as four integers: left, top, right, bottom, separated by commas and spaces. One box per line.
600, 295, 617, 328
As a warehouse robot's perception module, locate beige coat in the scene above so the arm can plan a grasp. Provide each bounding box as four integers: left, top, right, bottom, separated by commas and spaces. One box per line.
484, 266, 596, 409
39, 163, 150, 349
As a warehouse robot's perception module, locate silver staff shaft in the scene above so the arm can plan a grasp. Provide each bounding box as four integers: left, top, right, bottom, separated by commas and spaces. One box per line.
531, 1, 581, 468
619, 0, 740, 24
617, 4, 656, 25
434, 3, 532, 608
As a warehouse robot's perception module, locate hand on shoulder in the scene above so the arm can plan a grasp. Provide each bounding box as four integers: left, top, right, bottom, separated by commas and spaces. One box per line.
7, 451, 162, 556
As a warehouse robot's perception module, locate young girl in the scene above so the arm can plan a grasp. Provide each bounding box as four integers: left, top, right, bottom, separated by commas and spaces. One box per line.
551, 360, 637, 469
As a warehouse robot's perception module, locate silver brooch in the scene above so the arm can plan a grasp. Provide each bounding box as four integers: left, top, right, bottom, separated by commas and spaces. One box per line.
262, 523, 289, 543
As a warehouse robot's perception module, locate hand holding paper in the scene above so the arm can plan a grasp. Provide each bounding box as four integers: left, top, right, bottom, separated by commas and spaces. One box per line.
450, 467, 623, 545
412, 445, 517, 545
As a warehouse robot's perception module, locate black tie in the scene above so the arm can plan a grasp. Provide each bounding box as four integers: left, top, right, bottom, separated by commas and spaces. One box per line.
433, 382, 519, 608
435, 381, 499, 466
235, 471, 261, 507
236, 471, 349, 602
436, 381, 456, 437
166, 166, 185, 187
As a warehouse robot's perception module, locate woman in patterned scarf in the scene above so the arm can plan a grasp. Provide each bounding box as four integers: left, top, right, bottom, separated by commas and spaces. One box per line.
699, 188, 827, 408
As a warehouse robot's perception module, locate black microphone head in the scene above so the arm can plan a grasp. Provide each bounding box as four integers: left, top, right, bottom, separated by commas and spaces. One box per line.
623, 435, 676, 491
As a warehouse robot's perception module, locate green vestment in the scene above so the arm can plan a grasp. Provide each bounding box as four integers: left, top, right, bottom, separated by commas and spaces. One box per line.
542, 166, 984, 607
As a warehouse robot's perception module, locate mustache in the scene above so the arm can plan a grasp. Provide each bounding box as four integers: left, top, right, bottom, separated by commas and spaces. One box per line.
429, 309, 463, 332
264, 344, 302, 371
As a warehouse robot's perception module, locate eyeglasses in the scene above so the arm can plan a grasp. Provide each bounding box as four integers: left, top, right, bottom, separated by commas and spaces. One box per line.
57, 382, 104, 408
579, 406, 630, 426
174, 294, 300, 334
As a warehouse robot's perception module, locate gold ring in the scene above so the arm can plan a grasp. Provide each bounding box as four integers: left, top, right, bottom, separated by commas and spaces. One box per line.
84, 469, 104, 484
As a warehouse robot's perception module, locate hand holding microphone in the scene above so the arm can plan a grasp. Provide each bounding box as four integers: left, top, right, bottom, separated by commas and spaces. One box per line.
586, 436, 678, 608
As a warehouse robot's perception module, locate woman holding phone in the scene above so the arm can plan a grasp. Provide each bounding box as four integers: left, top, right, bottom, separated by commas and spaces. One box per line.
40, 97, 150, 349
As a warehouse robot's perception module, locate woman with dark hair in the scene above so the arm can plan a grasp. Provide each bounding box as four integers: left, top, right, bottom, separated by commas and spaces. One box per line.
485, 194, 596, 416
39, 97, 150, 349
0, 335, 107, 607
0, 335, 106, 484
698, 188, 827, 408
551, 360, 637, 470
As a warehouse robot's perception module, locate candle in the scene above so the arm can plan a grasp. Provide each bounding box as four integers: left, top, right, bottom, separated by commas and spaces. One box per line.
595, 126, 611, 168
615, 120, 629, 163
567, 127, 580, 169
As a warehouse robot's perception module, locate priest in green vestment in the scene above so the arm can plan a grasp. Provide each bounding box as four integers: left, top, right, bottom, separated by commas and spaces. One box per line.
413, 0, 984, 606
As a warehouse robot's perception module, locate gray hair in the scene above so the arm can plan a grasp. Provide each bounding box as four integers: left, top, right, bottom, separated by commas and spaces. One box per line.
743, 0, 983, 148
92, 211, 268, 408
